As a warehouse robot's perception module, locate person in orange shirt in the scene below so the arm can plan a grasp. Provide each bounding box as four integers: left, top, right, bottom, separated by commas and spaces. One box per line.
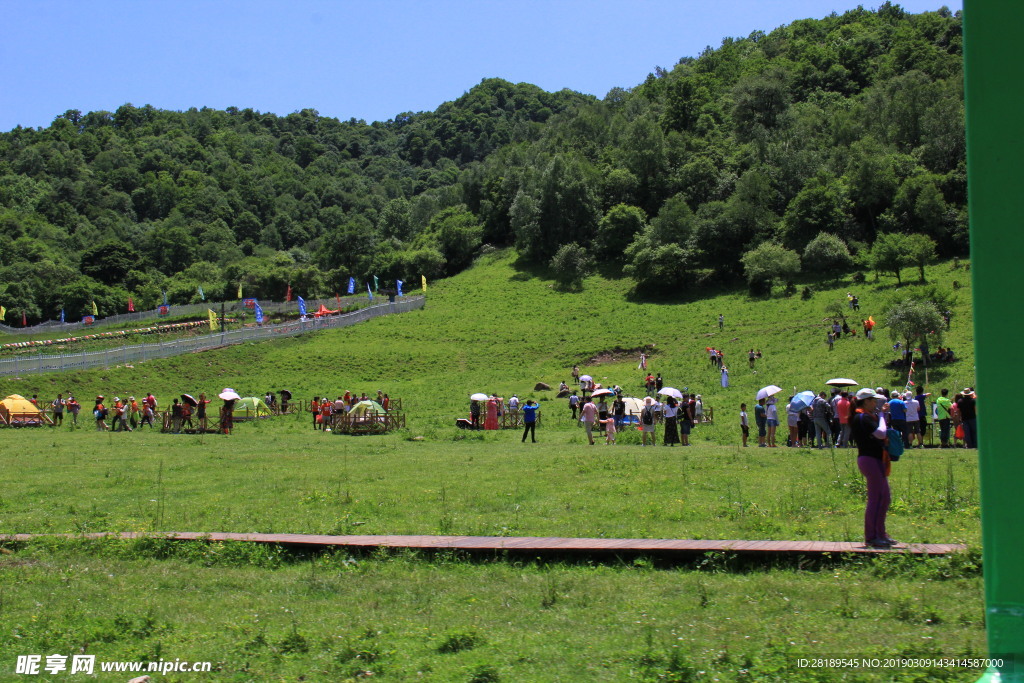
311, 397, 320, 429
320, 398, 332, 430
128, 397, 140, 429
94, 396, 108, 431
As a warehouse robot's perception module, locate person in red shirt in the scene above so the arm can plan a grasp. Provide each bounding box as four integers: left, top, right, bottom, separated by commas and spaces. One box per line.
311, 397, 320, 429
836, 391, 852, 447
320, 399, 332, 430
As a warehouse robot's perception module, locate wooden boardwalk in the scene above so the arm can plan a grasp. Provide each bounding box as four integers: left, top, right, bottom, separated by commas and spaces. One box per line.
2, 532, 965, 556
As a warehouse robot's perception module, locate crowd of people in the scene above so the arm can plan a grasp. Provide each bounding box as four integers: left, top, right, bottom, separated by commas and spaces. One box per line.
309, 390, 393, 431
748, 386, 977, 451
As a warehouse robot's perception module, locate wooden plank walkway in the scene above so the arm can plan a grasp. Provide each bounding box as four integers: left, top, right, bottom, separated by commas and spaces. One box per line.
1, 532, 965, 556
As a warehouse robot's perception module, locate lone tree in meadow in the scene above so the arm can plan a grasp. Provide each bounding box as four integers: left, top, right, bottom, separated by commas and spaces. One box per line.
741, 241, 800, 295
550, 242, 593, 291
884, 297, 944, 363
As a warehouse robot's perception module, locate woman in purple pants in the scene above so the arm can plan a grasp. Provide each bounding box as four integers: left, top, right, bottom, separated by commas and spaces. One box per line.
850, 388, 898, 547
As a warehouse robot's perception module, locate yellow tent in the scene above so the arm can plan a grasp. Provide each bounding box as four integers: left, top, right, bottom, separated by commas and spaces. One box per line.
0, 394, 50, 426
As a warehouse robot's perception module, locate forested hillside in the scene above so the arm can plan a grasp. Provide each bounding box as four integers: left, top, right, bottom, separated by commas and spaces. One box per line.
0, 3, 963, 321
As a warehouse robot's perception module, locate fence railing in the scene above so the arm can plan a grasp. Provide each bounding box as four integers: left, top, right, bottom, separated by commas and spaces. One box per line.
0, 295, 373, 335
0, 296, 425, 377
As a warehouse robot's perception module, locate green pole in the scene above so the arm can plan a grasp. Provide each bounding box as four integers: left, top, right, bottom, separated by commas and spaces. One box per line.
964, 2, 1024, 680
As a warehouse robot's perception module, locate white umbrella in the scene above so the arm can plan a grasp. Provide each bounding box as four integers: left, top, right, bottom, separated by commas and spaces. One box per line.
579, 374, 593, 383
756, 385, 783, 400
218, 388, 241, 401
826, 378, 859, 387
658, 387, 683, 400
590, 388, 614, 397
470, 393, 488, 401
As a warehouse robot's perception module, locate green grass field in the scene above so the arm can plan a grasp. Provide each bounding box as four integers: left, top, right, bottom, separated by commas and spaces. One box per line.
0, 252, 984, 681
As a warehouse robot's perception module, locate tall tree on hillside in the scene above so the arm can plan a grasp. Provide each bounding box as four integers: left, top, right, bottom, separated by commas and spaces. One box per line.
870, 232, 911, 284
905, 233, 937, 282
533, 154, 600, 261
595, 204, 646, 262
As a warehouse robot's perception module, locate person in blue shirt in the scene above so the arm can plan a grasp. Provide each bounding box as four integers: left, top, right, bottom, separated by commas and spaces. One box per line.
887, 392, 907, 440
521, 399, 540, 443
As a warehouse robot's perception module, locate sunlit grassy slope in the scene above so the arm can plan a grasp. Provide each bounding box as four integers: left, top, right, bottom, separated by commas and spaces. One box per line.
1, 249, 975, 436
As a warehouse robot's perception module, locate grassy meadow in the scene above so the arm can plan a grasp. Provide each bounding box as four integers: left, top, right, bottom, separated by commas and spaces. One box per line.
0, 251, 985, 681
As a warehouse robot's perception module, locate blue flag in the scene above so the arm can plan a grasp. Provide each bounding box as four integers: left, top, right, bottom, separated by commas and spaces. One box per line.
298, 296, 307, 316
254, 301, 264, 324
60, 308, 65, 323
367, 283, 373, 301
347, 277, 355, 294
198, 285, 205, 301
396, 280, 404, 297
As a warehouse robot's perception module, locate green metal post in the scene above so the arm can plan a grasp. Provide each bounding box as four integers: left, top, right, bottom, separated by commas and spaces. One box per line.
964, 2, 1024, 679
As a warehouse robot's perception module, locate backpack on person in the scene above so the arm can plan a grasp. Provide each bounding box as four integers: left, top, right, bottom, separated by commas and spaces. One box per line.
641, 407, 654, 425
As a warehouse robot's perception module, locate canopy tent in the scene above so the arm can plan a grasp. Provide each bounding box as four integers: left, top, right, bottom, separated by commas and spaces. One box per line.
313, 304, 340, 317
231, 396, 272, 420
0, 394, 50, 426
350, 400, 386, 416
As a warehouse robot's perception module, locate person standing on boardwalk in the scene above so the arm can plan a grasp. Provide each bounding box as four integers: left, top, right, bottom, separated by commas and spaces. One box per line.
850, 388, 896, 547
521, 399, 539, 443
580, 397, 598, 445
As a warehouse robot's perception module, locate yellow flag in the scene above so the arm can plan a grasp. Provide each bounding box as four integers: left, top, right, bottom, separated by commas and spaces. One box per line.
208, 309, 219, 331
421, 275, 427, 292
0, 305, 5, 320
237, 282, 242, 299
91, 300, 98, 316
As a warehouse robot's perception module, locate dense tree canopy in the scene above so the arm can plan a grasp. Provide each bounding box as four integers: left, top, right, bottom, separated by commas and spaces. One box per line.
0, 5, 966, 322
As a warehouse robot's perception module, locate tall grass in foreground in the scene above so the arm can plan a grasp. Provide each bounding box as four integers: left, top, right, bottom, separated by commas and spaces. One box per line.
0, 540, 986, 682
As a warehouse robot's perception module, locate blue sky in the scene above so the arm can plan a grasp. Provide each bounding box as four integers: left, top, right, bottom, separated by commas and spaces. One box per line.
1, 0, 961, 132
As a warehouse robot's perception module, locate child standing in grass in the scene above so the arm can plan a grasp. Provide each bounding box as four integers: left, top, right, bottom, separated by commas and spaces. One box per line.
740, 403, 749, 447
599, 416, 617, 444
